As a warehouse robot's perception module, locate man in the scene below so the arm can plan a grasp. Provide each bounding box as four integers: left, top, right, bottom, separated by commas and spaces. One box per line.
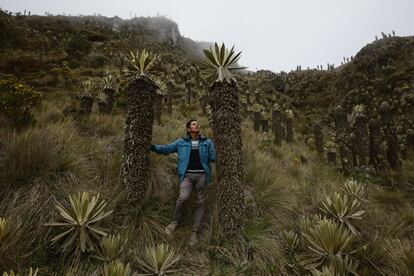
150, 119, 216, 246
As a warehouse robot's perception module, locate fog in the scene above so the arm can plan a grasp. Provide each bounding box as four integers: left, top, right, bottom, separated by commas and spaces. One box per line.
1, 0, 413, 72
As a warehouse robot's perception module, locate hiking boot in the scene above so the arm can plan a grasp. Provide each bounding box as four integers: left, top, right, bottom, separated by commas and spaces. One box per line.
189, 231, 199, 246
165, 221, 178, 236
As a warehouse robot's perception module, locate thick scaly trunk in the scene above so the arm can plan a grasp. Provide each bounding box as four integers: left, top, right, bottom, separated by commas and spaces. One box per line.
379, 102, 401, 170
103, 88, 115, 113
208, 81, 245, 240
327, 151, 337, 165
354, 113, 369, 167
80, 96, 93, 115
98, 102, 106, 114
121, 76, 157, 210
286, 117, 294, 143
281, 113, 287, 141
333, 106, 354, 176
260, 119, 269, 133
272, 109, 283, 146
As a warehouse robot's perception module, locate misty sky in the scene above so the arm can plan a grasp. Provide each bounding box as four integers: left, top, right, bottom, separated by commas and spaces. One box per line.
1, 0, 413, 72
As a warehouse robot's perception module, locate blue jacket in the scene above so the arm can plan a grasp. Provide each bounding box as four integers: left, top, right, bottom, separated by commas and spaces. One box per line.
150, 134, 216, 185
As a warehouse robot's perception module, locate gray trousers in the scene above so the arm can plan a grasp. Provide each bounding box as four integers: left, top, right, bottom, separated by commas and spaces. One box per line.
172, 172, 206, 232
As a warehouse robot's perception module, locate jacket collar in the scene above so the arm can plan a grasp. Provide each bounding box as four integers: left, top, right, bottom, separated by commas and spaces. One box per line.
183, 132, 206, 140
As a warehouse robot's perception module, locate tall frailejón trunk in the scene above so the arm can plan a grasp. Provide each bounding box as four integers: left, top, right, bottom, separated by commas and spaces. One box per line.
80, 96, 93, 115
379, 102, 401, 171
281, 113, 287, 142
209, 81, 245, 240
272, 109, 283, 146
103, 88, 115, 113
286, 116, 294, 143
253, 111, 261, 132
333, 106, 354, 176
354, 112, 369, 167
122, 76, 157, 210
260, 118, 269, 133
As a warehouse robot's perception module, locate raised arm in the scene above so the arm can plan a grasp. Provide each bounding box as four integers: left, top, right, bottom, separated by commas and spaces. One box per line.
208, 139, 216, 162
150, 139, 180, 155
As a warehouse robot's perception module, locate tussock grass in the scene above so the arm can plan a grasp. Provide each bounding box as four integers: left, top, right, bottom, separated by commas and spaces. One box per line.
1, 99, 413, 275
0, 184, 56, 271
77, 114, 124, 137
0, 119, 90, 189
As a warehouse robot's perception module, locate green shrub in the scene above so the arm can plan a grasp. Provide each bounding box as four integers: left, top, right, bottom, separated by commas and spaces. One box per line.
0, 76, 41, 129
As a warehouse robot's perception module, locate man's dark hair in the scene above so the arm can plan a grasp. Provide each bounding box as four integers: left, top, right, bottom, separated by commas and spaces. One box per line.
186, 119, 197, 129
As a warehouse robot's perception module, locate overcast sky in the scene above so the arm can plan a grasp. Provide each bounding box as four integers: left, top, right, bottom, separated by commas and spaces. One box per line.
1, 0, 413, 72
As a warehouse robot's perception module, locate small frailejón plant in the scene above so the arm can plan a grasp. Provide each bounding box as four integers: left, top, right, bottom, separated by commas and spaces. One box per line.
101, 260, 132, 276
311, 255, 359, 276
200, 42, 246, 239
121, 49, 160, 210
281, 230, 300, 254
94, 233, 129, 263
2, 268, 38, 276
340, 179, 366, 201
0, 217, 9, 242
320, 192, 365, 235
79, 80, 96, 115
300, 218, 356, 271
46, 192, 113, 253
136, 243, 180, 275
0, 217, 25, 269
280, 229, 303, 274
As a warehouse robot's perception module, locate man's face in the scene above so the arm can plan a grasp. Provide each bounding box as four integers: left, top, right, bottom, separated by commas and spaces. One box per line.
187, 121, 200, 133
